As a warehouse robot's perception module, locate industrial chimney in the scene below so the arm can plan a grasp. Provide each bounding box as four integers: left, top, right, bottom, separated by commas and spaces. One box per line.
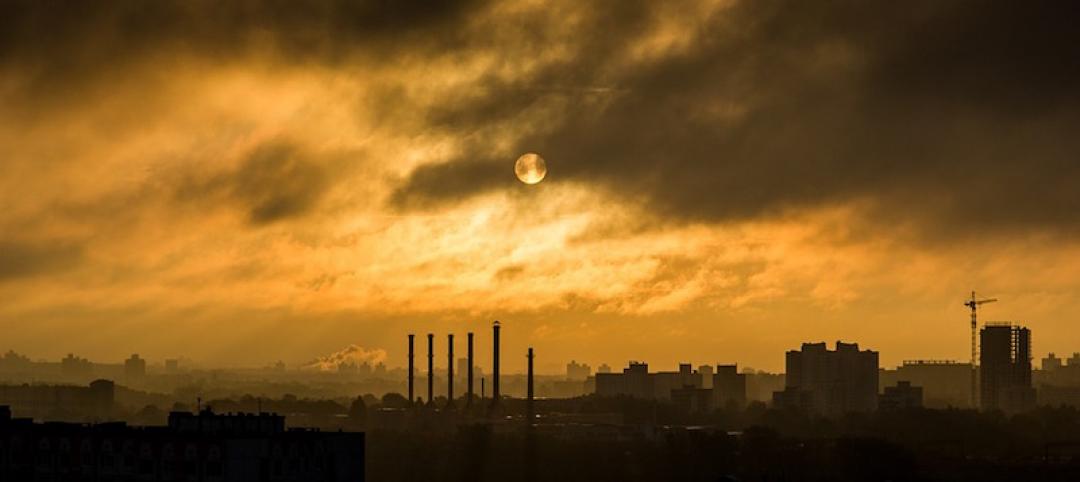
492, 321, 501, 404
408, 334, 415, 405
467, 332, 474, 406
447, 333, 454, 405
527, 347, 534, 426
427, 333, 434, 405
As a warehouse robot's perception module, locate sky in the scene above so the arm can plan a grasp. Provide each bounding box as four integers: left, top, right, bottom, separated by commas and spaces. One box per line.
2, 0, 1079, 373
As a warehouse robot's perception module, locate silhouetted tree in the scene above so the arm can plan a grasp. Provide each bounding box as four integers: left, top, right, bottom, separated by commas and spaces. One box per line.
381, 392, 410, 408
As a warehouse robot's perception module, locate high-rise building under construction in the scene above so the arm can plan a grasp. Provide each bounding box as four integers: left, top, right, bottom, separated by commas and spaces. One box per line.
980, 323, 1035, 413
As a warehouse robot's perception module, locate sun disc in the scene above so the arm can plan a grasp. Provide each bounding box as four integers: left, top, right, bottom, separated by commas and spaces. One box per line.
514, 153, 547, 184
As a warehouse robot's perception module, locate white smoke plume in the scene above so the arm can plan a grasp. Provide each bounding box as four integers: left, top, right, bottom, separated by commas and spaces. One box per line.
304, 344, 387, 372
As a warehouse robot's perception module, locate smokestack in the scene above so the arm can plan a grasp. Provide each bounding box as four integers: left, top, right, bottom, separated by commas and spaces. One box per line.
527, 347, 534, 426
447, 333, 454, 404
467, 332, 474, 406
525, 347, 537, 482
408, 334, 415, 405
427, 333, 434, 405
492, 321, 501, 404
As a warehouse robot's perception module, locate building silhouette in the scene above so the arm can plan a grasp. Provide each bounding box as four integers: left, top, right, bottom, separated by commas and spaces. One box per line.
595, 362, 653, 399
773, 341, 879, 416
1036, 352, 1080, 385
671, 386, 713, 412
61, 354, 94, 379
697, 365, 714, 389
651, 364, 702, 400
0, 406, 364, 481
565, 360, 591, 381
595, 362, 746, 408
881, 360, 973, 408
164, 359, 180, 374
0, 380, 114, 421
1043, 353, 1063, 372
879, 381, 923, 410
124, 354, 146, 380
1035, 352, 1080, 407
455, 358, 468, 383
713, 365, 747, 408
980, 323, 1035, 413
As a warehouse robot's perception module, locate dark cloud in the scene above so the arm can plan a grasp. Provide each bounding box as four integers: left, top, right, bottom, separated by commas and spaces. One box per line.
0, 0, 482, 60
0, 0, 485, 108
394, 0, 1080, 238
0, 240, 84, 281
493, 264, 524, 282
390, 159, 505, 209
176, 141, 334, 225
232, 143, 333, 224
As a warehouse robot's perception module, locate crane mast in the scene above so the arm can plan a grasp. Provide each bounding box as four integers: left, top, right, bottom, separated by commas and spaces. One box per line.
964, 291, 997, 409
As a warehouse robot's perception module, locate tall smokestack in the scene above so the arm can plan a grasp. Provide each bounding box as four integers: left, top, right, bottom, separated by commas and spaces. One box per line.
467, 332, 474, 406
408, 334, 415, 405
427, 333, 434, 405
525, 347, 537, 482
447, 333, 454, 404
527, 347, 534, 425
492, 321, 501, 404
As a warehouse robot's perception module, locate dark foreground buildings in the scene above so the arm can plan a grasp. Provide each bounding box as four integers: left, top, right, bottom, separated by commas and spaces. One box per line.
980, 323, 1035, 413
0, 406, 364, 481
0, 379, 115, 421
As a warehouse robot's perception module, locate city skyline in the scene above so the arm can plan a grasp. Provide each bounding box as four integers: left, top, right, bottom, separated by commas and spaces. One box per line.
5, 2, 1080, 480
0, 318, 1066, 377
3, 1, 1080, 374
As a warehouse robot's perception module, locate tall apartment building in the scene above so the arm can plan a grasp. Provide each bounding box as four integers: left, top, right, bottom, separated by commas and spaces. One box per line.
773, 341, 879, 416
713, 365, 747, 408
566, 360, 592, 381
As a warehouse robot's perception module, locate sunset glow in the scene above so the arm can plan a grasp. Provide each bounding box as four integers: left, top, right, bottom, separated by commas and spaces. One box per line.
1, 0, 1078, 376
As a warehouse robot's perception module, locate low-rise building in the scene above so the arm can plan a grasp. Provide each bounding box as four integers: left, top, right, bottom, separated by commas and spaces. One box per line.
0, 380, 114, 421
881, 360, 973, 408
879, 381, 923, 411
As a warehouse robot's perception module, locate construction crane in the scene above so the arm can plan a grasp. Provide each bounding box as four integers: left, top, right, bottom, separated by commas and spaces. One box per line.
964, 291, 997, 409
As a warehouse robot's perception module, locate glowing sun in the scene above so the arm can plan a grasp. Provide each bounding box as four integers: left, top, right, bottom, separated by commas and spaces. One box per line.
514, 153, 547, 184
